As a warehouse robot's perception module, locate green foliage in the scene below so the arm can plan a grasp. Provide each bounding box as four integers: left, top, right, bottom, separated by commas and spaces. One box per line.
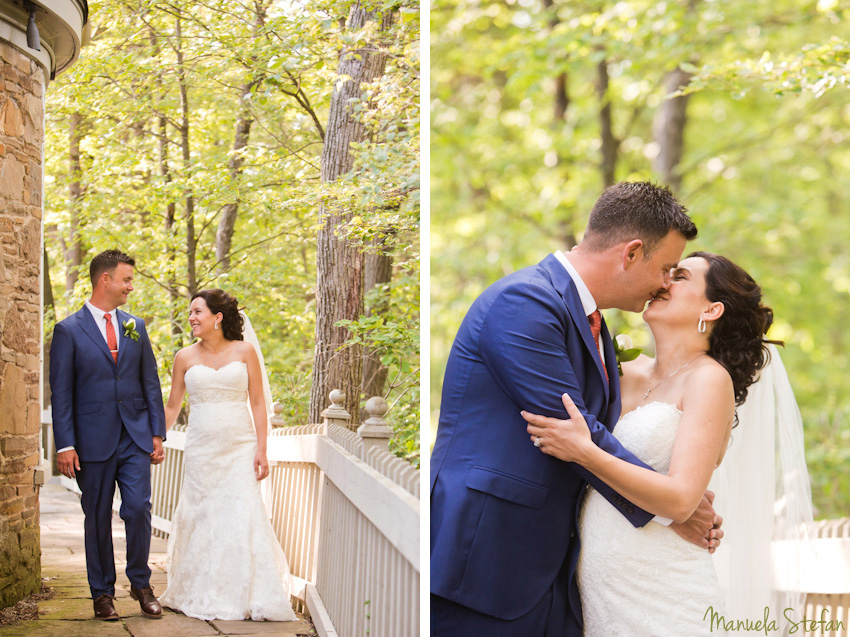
432, 0, 850, 516
44, 0, 419, 463
690, 37, 850, 98
336, 269, 421, 466
804, 407, 850, 519
613, 339, 642, 377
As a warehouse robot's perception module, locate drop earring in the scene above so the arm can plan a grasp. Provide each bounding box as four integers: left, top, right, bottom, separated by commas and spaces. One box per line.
698, 317, 706, 333
214, 322, 219, 330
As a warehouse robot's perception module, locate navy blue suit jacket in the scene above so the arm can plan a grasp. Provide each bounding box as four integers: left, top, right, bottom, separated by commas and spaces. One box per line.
430, 254, 655, 626
49, 305, 166, 462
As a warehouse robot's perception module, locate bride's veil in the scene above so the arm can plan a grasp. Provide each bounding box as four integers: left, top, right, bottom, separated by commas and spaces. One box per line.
240, 310, 276, 514
240, 311, 274, 428
709, 344, 814, 631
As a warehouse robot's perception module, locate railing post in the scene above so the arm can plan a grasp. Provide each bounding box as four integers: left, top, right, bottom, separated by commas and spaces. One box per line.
270, 402, 286, 428
321, 389, 351, 430
357, 396, 393, 453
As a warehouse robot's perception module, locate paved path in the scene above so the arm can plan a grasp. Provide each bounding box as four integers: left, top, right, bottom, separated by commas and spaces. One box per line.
2, 479, 313, 636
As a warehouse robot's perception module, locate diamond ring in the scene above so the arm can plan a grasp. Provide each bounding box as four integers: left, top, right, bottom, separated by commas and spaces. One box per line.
534, 437, 541, 448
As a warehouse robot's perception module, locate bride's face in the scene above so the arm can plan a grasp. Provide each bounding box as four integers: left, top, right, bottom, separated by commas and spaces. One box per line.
643, 256, 711, 326
188, 298, 221, 338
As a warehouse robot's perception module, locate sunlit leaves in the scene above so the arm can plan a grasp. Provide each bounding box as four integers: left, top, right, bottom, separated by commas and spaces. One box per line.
432, 0, 850, 515
44, 0, 419, 463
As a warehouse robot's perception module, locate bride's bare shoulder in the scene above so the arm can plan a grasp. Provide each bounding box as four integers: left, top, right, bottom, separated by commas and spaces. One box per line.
688, 357, 734, 392
179, 342, 200, 353
171, 344, 201, 375
232, 340, 254, 355
229, 340, 257, 363
174, 344, 199, 361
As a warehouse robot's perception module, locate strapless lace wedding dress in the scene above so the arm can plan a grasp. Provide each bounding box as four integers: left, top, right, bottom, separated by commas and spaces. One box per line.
577, 402, 727, 636
160, 361, 296, 621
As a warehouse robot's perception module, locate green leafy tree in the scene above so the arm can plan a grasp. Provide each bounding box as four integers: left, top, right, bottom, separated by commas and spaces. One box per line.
44, 0, 419, 464
432, 0, 850, 514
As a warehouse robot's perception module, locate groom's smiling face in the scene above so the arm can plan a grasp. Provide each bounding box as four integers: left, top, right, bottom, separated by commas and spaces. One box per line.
105, 263, 135, 307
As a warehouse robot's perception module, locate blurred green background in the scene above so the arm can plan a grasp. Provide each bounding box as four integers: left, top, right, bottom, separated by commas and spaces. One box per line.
430, 0, 850, 519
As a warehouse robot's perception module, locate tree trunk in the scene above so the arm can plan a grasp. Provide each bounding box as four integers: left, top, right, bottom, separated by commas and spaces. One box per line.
216, 3, 267, 272
541, 0, 569, 124
158, 114, 182, 335
309, 5, 393, 423
541, 0, 573, 246
652, 66, 692, 192
65, 112, 84, 292
597, 58, 618, 187
360, 236, 393, 420
215, 80, 258, 272
554, 72, 570, 123
175, 13, 197, 295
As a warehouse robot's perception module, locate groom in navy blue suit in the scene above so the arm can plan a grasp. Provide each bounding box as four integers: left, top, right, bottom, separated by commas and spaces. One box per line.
431, 183, 722, 635
50, 250, 166, 620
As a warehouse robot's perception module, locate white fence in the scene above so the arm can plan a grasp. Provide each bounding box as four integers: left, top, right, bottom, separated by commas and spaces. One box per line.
42, 392, 420, 637
802, 518, 850, 637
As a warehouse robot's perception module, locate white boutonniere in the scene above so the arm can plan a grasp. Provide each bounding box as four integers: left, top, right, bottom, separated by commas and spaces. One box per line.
614, 334, 642, 377
123, 318, 140, 342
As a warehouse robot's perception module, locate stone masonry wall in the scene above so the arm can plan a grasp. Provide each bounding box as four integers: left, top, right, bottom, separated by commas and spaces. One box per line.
0, 40, 45, 608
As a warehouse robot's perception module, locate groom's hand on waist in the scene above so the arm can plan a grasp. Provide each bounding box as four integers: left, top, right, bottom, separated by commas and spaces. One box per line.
150, 436, 165, 465
671, 491, 723, 553
57, 449, 81, 479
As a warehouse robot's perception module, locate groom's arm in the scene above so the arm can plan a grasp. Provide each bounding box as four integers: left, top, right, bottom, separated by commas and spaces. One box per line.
138, 319, 167, 441
49, 323, 77, 451
478, 283, 654, 528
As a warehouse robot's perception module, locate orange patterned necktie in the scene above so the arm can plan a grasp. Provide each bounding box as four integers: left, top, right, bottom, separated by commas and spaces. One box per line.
104, 312, 118, 364
588, 310, 608, 383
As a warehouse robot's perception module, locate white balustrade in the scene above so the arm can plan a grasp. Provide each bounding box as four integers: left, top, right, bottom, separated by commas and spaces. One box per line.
42, 391, 420, 637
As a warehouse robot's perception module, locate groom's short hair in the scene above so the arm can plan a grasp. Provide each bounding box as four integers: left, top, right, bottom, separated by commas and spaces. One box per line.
583, 181, 697, 257
90, 249, 136, 286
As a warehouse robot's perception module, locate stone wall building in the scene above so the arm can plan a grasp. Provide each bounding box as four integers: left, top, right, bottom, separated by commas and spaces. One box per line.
0, 0, 87, 609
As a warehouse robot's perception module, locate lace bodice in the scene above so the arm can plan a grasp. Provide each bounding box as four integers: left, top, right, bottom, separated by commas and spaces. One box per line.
184, 361, 248, 405
610, 401, 683, 473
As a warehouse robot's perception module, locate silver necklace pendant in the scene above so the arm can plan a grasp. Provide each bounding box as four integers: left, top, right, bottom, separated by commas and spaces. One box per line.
643, 353, 705, 401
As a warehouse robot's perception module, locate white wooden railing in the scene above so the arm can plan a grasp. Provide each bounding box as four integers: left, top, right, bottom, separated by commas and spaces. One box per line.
42, 390, 420, 637
802, 518, 850, 637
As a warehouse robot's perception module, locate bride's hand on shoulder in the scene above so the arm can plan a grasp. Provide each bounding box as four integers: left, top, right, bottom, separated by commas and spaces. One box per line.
254, 449, 270, 481
522, 393, 595, 464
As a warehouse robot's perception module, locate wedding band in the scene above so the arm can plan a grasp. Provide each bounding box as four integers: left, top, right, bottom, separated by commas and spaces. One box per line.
534, 437, 541, 448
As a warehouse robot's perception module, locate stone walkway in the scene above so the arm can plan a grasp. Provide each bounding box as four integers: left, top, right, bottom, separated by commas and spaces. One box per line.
2, 479, 314, 636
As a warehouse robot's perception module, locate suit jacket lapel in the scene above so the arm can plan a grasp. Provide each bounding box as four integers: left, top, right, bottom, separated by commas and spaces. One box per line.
539, 255, 610, 402
76, 306, 115, 364
115, 309, 129, 367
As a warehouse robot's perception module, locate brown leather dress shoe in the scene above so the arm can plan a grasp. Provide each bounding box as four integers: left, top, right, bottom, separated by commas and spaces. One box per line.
93, 593, 119, 620
130, 586, 163, 618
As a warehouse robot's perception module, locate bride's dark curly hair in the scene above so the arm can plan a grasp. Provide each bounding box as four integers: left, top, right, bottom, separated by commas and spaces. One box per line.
191, 289, 244, 342
690, 252, 782, 409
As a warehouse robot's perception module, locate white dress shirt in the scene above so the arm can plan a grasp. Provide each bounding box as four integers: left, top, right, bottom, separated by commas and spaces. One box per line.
85, 300, 121, 355
553, 250, 672, 527
56, 302, 122, 455
554, 250, 603, 363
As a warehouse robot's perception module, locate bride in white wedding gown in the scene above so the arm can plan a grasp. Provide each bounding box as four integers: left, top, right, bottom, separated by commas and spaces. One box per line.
159, 289, 296, 622
524, 252, 812, 636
